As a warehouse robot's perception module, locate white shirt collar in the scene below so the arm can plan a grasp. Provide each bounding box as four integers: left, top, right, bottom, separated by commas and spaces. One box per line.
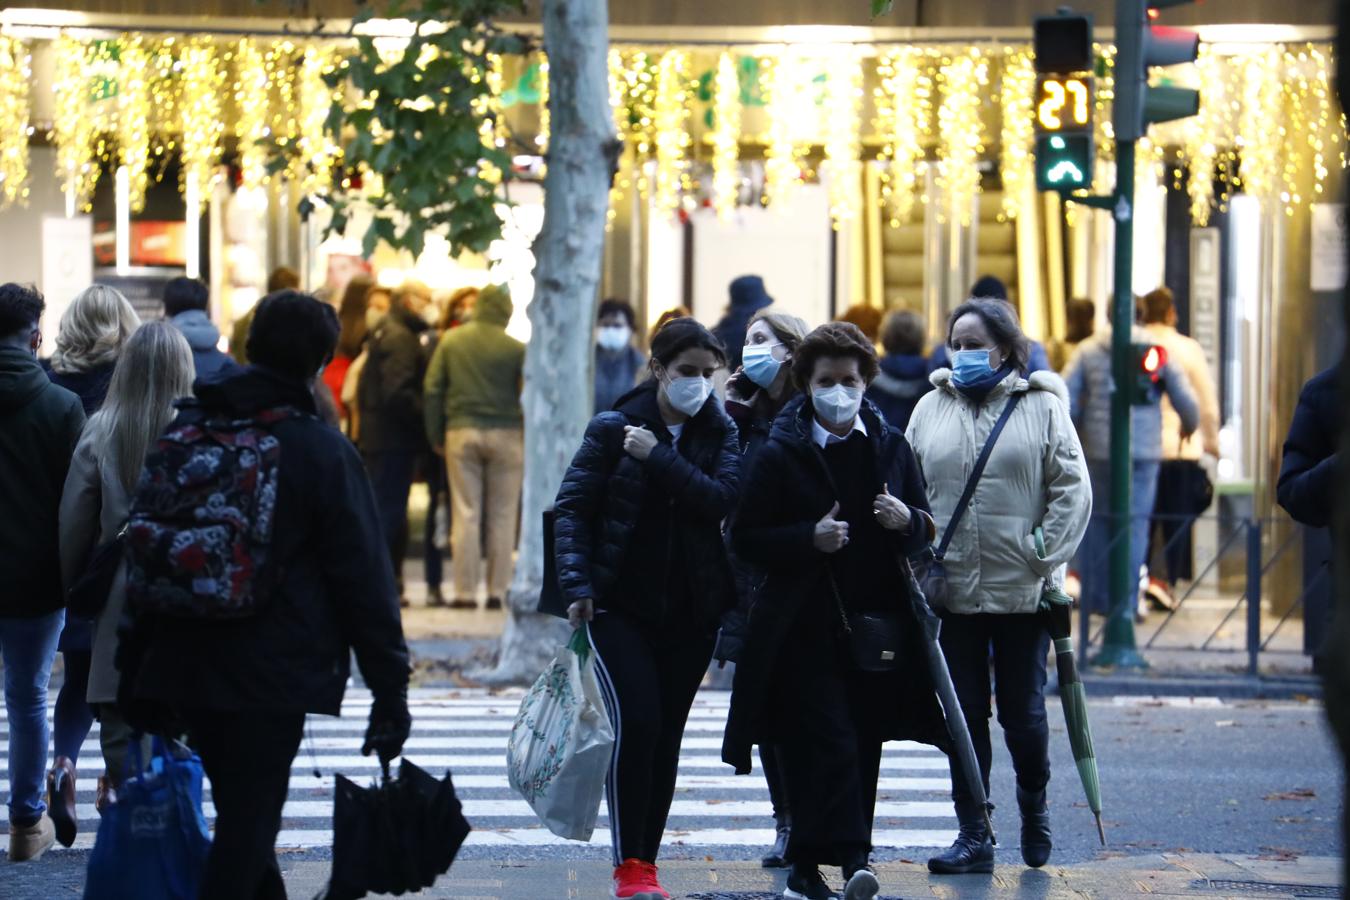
811, 414, 868, 449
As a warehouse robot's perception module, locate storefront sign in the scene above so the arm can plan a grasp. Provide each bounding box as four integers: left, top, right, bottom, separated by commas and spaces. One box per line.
1310, 203, 1347, 292
40, 215, 93, 349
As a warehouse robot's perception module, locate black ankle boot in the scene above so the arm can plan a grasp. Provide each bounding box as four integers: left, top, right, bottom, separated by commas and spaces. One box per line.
927, 801, 994, 875
761, 820, 790, 868
1017, 786, 1052, 868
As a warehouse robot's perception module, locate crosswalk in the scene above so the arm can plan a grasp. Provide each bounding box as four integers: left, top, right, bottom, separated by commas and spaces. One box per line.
0, 689, 958, 853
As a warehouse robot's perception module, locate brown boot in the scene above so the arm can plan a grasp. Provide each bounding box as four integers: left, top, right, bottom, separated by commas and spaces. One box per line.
46, 756, 77, 848
8, 815, 55, 862
96, 775, 118, 814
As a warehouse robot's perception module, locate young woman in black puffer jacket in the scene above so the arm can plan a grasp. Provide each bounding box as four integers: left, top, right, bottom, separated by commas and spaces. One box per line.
550, 317, 740, 900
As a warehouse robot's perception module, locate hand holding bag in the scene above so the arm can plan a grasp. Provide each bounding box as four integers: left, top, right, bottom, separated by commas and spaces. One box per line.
914, 393, 1023, 608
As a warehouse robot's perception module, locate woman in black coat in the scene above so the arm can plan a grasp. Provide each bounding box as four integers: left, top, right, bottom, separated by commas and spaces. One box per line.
723, 322, 947, 900
551, 318, 740, 900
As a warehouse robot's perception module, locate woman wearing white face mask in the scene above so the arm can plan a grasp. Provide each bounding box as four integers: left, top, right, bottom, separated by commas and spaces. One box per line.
905, 298, 1090, 875
594, 299, 647, 414
717, 309, 809, 868
723, 323, 947, 900
551, 317, 741, 900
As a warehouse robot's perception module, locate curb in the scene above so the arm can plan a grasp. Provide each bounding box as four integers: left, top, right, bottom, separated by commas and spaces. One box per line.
1065, 672, 1322, 700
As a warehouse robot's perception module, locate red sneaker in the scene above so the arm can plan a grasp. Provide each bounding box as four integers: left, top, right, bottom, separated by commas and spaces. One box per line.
612, 859, 669, 899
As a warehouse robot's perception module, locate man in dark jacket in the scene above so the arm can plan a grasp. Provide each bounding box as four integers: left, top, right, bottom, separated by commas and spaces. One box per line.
121, 291, 411, 899
866, 310, 933, 432
1278, 366, 1339, 669
712, 275, 774, 372
359, 281, 435, 601
164, 276, 240, 383
0, 283, 85, 861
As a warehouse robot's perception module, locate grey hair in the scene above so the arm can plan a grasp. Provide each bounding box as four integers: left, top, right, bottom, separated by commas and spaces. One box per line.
85, 322, 195, 493
946, 297, 1032, 373
49, 284, 141, 374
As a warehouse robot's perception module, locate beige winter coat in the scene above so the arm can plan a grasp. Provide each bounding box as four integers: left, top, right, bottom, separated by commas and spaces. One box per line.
905, 369, 1092, 616
59, 432, 132, 705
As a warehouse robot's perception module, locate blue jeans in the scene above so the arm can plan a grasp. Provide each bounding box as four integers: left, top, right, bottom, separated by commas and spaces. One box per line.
0, 609, 64, 826
1080, 460, 1162, 615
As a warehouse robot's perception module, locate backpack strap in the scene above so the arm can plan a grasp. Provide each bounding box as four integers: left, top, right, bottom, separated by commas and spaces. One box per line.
933, 392, 1023, 561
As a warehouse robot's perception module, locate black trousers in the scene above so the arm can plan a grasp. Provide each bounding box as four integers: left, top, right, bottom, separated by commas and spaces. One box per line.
760, 743, 790, 826
1151, 459, 1206, 583
185, 709, 305, 900
364, 449, 418, 592
588, 611, 715, 866
938, 612, 1050, 809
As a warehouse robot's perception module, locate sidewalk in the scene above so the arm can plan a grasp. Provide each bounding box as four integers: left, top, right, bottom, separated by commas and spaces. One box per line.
269, 853, 1342, 899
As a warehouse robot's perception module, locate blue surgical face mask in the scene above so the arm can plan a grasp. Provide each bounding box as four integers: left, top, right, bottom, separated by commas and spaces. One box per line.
741, 342, 784, 389
951, 348, 996, 386
812, 384, 864, 428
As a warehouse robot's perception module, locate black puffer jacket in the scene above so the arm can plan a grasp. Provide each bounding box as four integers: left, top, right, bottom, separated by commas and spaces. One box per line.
722, 396, 948, 775
359, 305, 433, 454
1277, 366, 1339, 528
121, 367, 410, 715
549, 380, 741, 632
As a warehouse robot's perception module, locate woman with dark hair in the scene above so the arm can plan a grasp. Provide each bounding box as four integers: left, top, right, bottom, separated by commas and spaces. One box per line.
906, 298, 1091, 874
549, 317, 740, 900
716, 307, 810, 867
594, 298, 647, 413
324, 273, 375, 426
723, 322, 947, 900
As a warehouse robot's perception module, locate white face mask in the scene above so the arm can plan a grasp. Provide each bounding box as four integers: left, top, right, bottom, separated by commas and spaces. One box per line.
597, 325, 631, 352
812, 385, 864, 428
663, 374, 712, 417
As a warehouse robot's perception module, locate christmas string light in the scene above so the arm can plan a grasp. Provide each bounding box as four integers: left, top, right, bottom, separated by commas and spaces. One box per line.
52, 34, 101, 209
874, 47, 931, 226
0, 37, 30, 206
537, 52, 550, 152
296, 44, 342, 197
999, 47, 1036, 221
761, 51, 813, 209
936, 49, 988, 226
710, 51, 742, 219
115, 36, 151, 211
822, 49, 863, 227
653, 49, 690, 216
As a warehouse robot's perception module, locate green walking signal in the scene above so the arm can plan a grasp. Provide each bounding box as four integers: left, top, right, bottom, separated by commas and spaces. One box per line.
1032, 10, 1095, 195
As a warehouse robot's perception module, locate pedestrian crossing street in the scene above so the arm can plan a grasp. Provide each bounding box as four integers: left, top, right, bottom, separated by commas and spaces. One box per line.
0, 689, 959, 853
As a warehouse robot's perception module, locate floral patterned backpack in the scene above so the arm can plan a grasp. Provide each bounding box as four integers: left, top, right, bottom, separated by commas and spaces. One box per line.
125, 403, 305, 619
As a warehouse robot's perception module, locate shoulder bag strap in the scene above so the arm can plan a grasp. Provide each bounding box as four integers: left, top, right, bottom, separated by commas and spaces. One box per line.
934, 392, 1023, 560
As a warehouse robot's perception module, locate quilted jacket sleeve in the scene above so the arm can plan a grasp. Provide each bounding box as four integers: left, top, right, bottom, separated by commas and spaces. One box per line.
1277, 377, 1337, 528
731, 444, 817, 570
643, 418, 742, 521
553, 414, 622, 607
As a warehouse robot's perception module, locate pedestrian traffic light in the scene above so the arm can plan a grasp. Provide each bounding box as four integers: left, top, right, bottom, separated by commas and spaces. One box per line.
1114, 0, 1201, 142
1032, 10, 1095, 194
1131, 342, 1167, 405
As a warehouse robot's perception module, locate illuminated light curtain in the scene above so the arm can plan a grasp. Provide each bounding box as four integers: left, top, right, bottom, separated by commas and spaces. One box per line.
822, 50, 863, 228
179, 37, 225, 210
0, 37, 30, 207
52, 34, 101, 209
1308, 44, 1345, 201
761, 51, 813, 209
233, 37, 270, 192
1092, 44, 1116, 195
296, 45, 342, 197
1237, 47, 1285, 213
474, 53, 504, 185
537, 53, 550, 151
711, 51, 742, 220
874, 48, 931, 227
116, 36, 151, 212
1180, 45, 1224, 226
653, 49, 690, 216
935, 49, 989, 226
267, 40, 299, 168
999, 47, 1036, 221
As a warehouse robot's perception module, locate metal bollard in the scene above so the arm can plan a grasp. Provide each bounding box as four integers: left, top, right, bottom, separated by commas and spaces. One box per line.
1246, 519, 1262, 677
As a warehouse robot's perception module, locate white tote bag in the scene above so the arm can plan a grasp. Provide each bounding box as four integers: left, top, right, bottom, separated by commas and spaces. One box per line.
506, 625, 616, 841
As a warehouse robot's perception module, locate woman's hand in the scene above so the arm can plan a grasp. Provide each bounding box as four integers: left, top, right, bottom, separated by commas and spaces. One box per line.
623, 425, 658, 461
813, 502, 850, 553
567, 597, 595, 629
873, 483, 911, 532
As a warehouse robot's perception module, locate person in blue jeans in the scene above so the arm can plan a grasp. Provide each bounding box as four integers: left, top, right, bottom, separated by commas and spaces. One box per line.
1063, 321, 1199, 619
0, 283, 87, 861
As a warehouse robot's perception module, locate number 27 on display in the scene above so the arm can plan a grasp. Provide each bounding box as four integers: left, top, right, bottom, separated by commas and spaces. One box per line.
1036, 76, 1092, 132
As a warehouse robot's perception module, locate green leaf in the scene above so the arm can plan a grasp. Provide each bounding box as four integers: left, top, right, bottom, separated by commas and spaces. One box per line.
871, 0, 894, 16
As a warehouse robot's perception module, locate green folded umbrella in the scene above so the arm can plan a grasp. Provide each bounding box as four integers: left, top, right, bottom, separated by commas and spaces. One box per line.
1036, 528, 1106, 846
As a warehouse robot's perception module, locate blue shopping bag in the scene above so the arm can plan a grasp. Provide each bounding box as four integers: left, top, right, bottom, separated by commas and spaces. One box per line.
83, 738, 212, 900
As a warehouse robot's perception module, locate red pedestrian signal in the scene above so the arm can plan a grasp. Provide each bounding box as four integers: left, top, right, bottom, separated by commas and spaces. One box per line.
1131, 342, 1167, 404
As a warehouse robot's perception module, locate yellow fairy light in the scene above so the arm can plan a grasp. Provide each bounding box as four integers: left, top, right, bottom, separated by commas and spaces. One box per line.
711, 52, 742, 220
537, 53, 550, 152
115, 36, 151, 212
266, 40, 299, 163
0, 37, 30, 207
234, 37, 270, 192
653, 49, 690, 216
936, 49, 989, 226
1092, 43, 1116, 194
1181, 46, 1224, 226
474, 53, 504, 185
179, 37, 225, 210
822, 50, 863, 228
52, 34, 101, 209
1237, 47, 1283, 212
999, 47, 1036, 220
874, 48, 931, 226
762, 51, 813, 209
296, 44, 342, 197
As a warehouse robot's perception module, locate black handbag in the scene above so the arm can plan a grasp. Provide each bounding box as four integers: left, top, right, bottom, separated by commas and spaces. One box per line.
913, 393, 1023, 609
827, 569, 903, 673
67, 527, 127, 619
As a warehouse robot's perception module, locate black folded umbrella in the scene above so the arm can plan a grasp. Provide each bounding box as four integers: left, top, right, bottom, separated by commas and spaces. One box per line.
322, 758, 472, 900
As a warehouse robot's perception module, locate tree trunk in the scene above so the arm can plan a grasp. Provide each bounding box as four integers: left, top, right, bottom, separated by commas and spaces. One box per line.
472, 0, 614, 685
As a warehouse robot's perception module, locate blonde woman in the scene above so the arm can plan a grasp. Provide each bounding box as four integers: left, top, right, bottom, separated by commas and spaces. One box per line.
42, 284, 139, 848
57, 322, 194, 841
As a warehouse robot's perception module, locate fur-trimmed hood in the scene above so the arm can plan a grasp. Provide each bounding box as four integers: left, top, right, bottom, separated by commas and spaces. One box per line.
929, 367, 1071, 409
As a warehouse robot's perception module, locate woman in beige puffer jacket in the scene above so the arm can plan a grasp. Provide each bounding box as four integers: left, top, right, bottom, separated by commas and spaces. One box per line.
905, 298, 1091, 876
